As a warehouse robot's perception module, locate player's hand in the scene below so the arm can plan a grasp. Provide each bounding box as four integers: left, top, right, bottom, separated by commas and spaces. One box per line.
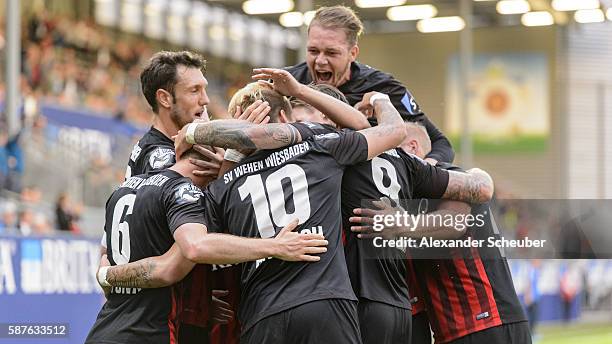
211, 290, 234, 324
354, 91, 383, 118
252, 68, 304, 98
97, 254, 112, 299
234, 99, 271, 125
174, 123, 193, 159
273, 219, 328, 262
349, 197, 405, 239
191, 145, 224, 178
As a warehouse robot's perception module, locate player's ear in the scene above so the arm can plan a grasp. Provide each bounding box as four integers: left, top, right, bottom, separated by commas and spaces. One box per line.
279, 109, 288, 123
349, 44, 359, 62
156, 89, 172, 110
408, 139, 420, 155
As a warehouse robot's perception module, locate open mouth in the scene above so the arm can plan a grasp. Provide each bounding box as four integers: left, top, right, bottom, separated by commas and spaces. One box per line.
316, 71, 333, 83
193, 108, 207, 120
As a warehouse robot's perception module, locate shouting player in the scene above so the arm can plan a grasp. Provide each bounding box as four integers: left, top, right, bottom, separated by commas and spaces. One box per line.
287, 5, 453, 165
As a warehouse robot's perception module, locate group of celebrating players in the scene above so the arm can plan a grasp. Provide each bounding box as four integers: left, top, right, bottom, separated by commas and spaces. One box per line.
85, 5, 531, 344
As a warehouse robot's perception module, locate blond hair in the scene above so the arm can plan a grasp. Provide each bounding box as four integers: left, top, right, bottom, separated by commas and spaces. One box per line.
228, 83, 292, 123
309, 6, 364, 46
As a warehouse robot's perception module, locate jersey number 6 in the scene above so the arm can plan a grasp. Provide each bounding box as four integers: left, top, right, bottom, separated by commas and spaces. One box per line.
110, 194, 136, 264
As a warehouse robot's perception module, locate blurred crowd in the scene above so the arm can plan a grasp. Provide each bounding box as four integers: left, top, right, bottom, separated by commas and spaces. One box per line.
0, 187, 82, 236
1, 11, 154, 125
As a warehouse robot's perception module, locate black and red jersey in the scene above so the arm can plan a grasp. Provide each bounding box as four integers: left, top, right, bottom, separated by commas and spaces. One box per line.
286, 61, 454, 163
409, 163, 527, 343
87, 170, 209, 344
200, 123, 368, 333
340, 149, 449, 310
405, 255, 426, 316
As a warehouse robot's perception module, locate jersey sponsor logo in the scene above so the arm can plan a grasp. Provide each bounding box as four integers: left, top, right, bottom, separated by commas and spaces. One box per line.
476, 311, 490, 320
382, 149, 400, 158
406, 152, 428, 165
148, 148, 175, 169
314, 133, 340, 140
174, 183, 204, 204
130, 142, 142, 162
401, 91, 421, 115
303, 121, 322, 129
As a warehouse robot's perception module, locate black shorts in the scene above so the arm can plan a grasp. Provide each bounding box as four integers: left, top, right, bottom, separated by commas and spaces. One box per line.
411, 311, 432, 344
179, 323, 210, 344
449, 321, 532, 344
357, 299, 411, 344
241, 299, 361, 344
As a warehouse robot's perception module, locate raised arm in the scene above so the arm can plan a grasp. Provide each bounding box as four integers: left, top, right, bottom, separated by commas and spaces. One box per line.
252, 68, 370, 130
443, 168, 494, 204
175, 120, 302, 159
354, 92, 407, 159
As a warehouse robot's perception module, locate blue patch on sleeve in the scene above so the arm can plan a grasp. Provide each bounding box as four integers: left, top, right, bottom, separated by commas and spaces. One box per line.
401, 92, 420, 115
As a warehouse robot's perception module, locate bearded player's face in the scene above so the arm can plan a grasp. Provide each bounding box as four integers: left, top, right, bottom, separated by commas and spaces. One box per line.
169, 65, 209, 130
306, 25, 358, 88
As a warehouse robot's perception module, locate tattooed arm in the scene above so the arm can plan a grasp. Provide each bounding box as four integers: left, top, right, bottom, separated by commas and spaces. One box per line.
99, 222, 328, 288
175, 120, 302, 159
355, 92, 407, 159
104, 244, 194, 288
443, 168, 494, 204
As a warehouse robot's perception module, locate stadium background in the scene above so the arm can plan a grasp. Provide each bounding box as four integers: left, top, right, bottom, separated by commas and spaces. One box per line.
0, 0, 611, 343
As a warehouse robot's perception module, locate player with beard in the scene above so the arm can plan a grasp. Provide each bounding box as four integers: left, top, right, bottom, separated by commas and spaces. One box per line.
351, 125, 530, 344
120, 50, 224, 343
87, 148, 328, 344
286, 6, 454, 165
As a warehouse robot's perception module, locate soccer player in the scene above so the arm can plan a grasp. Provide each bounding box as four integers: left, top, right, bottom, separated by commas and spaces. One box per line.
168, 69, 409, 343
338, 119, 492, 344
125, 50, 220, 179
113, 50, 227, 343
291, 84, 347, 126
352, 125, 530, 344
286, 5, 454, 165
86, 148, 328, 344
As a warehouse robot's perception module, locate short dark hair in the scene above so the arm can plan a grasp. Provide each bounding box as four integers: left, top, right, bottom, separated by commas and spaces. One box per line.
140, 51, 206, 113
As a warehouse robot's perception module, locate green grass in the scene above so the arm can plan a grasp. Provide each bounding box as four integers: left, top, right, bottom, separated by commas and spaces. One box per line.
538, 323, 612, 344
448, 134, 548, 154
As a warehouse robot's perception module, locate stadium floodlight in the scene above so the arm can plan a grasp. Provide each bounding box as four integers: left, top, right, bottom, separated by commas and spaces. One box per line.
279, 12, 303, 27
574, 9, 605, 23
303, 11, 316, 25
243, 0, 294, 14
355, 0, 406, 8
417, 16, 466, 33
608, 8, 612, 21
551, 0, 600, 12
521, 11, 554, 26
386, 5, 438, 21
496, 0, 530, 15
